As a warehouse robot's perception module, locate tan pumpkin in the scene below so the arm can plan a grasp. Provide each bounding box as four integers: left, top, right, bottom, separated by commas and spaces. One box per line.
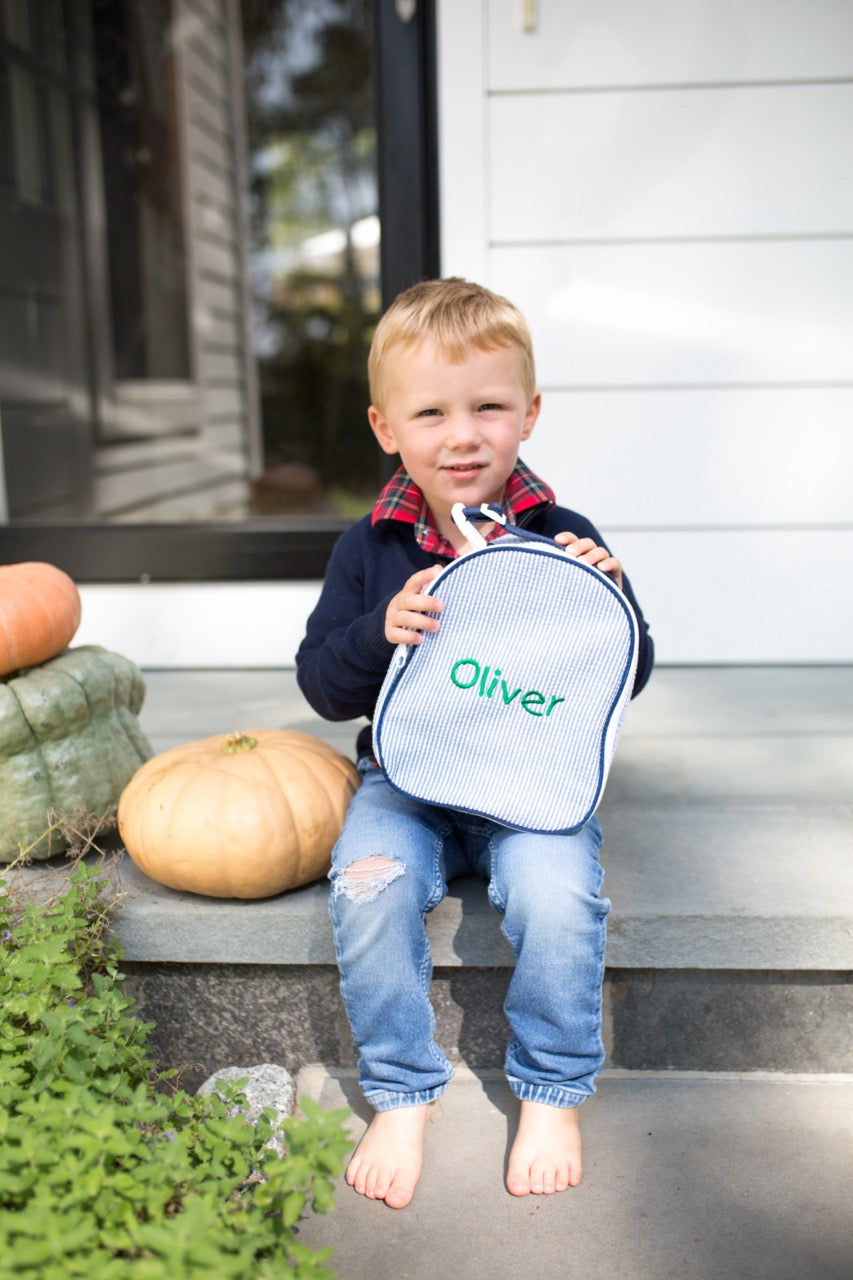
0, 562, 82, 678
118, 729, 360, 899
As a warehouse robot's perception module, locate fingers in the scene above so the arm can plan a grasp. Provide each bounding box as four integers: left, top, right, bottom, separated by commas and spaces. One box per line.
555, 532, 623, 591
386, 566, 444, 645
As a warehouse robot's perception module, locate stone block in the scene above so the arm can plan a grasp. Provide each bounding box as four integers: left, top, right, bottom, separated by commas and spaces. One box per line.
608, 969, 853, 1072
123, 962, 349, 1093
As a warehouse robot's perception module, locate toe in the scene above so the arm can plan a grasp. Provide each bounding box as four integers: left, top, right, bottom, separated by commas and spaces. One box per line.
505, 1167, 531, 1197
384, 1180, 415, 1210
364, 1166, 387, 1200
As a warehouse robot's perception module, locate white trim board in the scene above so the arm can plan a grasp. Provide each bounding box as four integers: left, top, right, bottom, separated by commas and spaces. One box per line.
76, 582, 323, 669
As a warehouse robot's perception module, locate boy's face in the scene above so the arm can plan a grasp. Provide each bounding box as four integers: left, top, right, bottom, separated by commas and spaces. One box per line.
368, 340, 541, 539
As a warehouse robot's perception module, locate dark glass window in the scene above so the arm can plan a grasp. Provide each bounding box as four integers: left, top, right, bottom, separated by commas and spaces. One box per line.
93, 0, 191, 381
0, 0, 437, 575
242, 0, 383, 519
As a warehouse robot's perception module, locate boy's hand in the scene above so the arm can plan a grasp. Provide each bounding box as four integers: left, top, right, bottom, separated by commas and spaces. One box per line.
555, 532, 623, 591
385, 566, 444, 645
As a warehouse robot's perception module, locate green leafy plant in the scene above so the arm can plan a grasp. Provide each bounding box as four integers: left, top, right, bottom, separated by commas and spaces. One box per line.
0, 859, 351, 1279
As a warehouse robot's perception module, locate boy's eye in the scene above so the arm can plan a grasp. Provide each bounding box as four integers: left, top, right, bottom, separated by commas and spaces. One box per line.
416, 408, 442, 418
478, 403, 503, 412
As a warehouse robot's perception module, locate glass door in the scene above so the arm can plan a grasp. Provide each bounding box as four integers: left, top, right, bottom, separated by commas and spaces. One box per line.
242, 0, 382, 519
0, 0, 94, 519
0, 0, 438, 576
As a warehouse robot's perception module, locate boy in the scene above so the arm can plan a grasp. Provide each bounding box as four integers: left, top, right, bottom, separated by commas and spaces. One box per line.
296, 278, 653, 1209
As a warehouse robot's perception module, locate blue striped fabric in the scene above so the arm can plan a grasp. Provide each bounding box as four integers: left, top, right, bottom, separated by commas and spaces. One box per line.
374, 539, 638, 833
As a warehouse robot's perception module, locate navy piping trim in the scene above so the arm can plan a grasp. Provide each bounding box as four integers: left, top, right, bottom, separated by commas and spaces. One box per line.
372, 538, 638, 833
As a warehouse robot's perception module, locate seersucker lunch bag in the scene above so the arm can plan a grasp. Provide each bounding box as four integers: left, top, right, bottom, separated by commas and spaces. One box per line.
373, 503, 638, 833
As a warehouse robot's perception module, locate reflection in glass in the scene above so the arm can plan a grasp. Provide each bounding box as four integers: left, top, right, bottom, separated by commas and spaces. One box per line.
93, 0, 191, 381
242, 0, 382, 518
0, 0, 381, 524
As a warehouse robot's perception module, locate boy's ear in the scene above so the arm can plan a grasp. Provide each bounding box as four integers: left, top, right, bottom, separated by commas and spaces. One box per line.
520, 390, 542, 441
368, 405, 399, 455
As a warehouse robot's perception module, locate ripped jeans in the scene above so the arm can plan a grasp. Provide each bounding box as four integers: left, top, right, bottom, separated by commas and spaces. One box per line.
328, 760, 610, 1112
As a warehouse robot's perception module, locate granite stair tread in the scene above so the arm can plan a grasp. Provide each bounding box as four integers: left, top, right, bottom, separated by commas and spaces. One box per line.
292, 1065, 853, 1280
6, 666, 852, 973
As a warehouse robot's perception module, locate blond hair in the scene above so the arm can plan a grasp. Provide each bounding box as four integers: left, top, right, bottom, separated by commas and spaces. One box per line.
368, 277, 536, 411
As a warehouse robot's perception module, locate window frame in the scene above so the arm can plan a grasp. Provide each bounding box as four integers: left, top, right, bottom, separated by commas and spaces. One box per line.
0, 0, 439, 583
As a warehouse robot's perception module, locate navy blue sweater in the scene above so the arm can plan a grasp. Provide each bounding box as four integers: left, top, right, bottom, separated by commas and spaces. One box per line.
296, 505, 654, 761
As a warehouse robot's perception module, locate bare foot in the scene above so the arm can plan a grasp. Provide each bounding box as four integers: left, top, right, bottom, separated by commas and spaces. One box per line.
346, 1102, 435, 1209
505, 1099, 583, 1196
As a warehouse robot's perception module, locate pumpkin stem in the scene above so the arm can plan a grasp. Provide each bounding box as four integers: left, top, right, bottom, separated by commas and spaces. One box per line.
221, 731, 258, 755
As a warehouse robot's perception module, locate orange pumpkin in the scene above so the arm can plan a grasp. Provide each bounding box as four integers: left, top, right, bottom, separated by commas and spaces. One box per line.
0, 562, 82, 677
118, 729, 360, 899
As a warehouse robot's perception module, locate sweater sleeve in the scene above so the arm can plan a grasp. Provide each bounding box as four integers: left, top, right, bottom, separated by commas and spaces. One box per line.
295, 523, 397, 723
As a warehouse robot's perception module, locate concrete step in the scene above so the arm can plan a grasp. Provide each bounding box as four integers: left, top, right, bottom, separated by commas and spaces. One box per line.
114, 663, 851, 972
4, 667, 851, 1085
292, 1065, 853, 1280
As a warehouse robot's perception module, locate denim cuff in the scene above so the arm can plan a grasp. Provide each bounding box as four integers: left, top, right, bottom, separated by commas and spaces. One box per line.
507, 1079, 590, 1109
364, 1081, 451, 1111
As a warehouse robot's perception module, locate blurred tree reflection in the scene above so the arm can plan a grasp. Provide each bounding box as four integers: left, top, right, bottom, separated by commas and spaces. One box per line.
241, 0, 382, 516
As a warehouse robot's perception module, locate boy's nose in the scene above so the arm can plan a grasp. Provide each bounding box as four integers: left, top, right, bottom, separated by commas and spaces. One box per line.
445, 413, 481, 447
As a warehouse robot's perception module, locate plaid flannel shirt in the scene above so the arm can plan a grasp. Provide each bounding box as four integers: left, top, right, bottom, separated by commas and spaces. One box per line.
371, 460, 555, 558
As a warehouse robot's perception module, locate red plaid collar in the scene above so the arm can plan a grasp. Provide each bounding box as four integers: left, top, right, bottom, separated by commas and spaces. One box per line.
371, 459, 555, 557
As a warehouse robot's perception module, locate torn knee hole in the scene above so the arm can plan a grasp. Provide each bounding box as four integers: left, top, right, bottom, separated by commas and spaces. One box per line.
335, 855, 405, 903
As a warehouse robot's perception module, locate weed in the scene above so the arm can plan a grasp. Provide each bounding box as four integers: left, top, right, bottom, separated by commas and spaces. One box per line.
0, 859, 350, 1279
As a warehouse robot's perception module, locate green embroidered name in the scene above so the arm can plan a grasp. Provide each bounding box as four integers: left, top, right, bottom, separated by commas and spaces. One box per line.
449, 658, 565, 718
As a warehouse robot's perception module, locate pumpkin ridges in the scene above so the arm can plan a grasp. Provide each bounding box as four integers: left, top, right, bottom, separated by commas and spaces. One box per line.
0, 582, 47, 674
257, 746, 336, 886
216, 740, 327, 892
297, 741, 365, 799
167, 768, 295, 897
0, 680, 62, 858
1, 645, 152, 861
28, 574, 77, 655
278, 749, 352, 882
118, 728, 360, 899
120, 762, 200, 889
0, 562, 82, 677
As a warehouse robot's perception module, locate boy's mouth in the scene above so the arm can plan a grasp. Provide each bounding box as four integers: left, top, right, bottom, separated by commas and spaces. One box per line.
443, 461, 486, 474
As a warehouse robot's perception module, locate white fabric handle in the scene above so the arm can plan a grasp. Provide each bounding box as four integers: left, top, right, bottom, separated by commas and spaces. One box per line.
450, 502, 507, 551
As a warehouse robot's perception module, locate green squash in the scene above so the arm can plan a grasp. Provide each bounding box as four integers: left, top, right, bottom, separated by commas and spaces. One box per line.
0, 645, 152, 861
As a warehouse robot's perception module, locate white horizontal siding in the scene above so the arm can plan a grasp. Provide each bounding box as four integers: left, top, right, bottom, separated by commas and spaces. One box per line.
494, 240, 853, 386
188, 154, 235, 208
487, 0, 853, 88
438, 0, 853, 664
89, 0, 256, 531
201, 384, 245, 419
187, 113, 235, 173
197, 348, 244, 385
94, 449, 246, 515
203, 421, 248, 450
194, 274, 243, 318
108, 481, 251, 523
490, 83, 853, 242
181, 0, 257, 479
521, 387, 853, 527
611, 528, 853, 663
